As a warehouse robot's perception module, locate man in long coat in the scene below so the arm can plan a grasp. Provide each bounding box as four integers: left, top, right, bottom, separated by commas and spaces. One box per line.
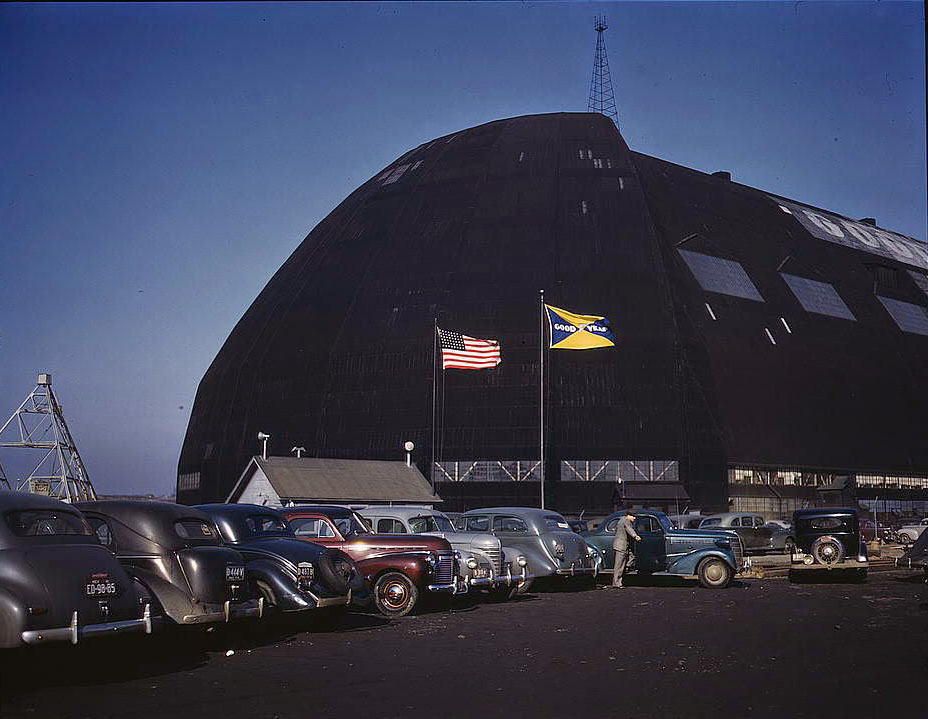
611, 511, 641, 588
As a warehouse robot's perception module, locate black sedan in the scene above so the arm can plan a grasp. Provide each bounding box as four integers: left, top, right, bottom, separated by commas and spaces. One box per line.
77, 500, 263, 627
0, 493, 152, 648
197, 504, 369, 613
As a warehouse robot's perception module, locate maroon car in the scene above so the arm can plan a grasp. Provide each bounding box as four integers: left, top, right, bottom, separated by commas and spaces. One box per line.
279, 506, 464, 618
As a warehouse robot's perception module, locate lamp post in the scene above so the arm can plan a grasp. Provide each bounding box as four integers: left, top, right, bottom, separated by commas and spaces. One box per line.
404, 441, 414, 468
291, 446, 306, 458
257, 432, 270, 460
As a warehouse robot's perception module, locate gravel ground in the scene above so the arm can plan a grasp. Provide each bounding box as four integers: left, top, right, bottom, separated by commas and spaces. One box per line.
1, 571, 924, 719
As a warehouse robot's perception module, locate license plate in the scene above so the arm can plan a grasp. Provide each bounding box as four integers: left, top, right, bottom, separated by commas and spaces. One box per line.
85, 574, 118, 597
226, 565, 245, 581
472, 567, 490, 579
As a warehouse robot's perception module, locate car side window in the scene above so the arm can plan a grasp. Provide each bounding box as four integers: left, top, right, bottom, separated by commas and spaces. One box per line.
464, 516, 489, 532
604, 518, 619, 533
635, 518, 659, 534
290, 517, 320, 538
753, 516, 764, 528
87, 516, 116, 551
493, 516, 528, 533
377, 519, 407, 534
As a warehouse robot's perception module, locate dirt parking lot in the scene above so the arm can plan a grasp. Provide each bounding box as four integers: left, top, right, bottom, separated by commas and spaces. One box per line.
1, 571, 924, 719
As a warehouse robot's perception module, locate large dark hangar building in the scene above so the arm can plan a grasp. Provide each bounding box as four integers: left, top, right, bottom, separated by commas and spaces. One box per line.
177, 112, 928, 518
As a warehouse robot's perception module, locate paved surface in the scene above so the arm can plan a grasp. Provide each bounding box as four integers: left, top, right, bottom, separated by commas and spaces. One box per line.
2, 571, 924, 718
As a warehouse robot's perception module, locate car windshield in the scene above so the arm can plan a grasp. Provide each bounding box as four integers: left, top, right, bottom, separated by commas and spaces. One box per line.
656, 514, 674, 531
244, 514, 290, 537
334, 513, 371, 537
409, 515, 454, 533
543, 514, 571, 531
6, 510, 93, 537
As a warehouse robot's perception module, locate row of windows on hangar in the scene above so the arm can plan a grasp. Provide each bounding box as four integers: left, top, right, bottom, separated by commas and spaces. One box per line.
676, 248, 928, 341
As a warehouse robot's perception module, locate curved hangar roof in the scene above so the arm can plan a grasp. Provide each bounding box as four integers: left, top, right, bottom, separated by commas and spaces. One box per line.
178, 112, 928, 506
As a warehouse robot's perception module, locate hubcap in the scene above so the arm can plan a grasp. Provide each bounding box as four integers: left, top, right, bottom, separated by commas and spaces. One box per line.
705, 562, 724, 582
381, 581, 408, 609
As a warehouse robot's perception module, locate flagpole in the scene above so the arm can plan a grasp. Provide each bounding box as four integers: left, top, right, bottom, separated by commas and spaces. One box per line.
539, 288, 545, 509
430, 318, 438, 490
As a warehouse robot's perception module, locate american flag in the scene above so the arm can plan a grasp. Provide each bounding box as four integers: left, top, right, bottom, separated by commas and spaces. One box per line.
437, 328, 501, 370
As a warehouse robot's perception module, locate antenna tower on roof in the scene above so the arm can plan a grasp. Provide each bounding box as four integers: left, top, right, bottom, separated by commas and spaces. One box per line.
588, 15, 619, 129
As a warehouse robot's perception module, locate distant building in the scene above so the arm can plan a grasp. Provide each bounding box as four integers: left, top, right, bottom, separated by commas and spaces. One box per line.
178, 112, 928, 519
226, 457, 441, 508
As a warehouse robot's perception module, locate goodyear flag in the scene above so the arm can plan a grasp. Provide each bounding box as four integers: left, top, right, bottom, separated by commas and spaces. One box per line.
437, 328, 502, 370
545, 304, 616, 350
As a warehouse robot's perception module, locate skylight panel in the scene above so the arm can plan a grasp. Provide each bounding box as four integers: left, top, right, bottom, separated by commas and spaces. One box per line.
678, 249, 764, 302
781, 274, 855, 321
878, 296, 928, 336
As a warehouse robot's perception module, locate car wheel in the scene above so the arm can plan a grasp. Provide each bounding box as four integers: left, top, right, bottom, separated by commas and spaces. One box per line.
373, 572, 418, 618
316, 548, 357, 595
697, 558, 732, 589
811, 536, 845, 565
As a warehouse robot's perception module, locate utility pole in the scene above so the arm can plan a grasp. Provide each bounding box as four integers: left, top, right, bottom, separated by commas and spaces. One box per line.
588, 16, 620, 128
0, 373, 97, 502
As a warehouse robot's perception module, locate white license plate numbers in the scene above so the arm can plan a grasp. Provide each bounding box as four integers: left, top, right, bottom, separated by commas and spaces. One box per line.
226, 566, 245, 581
85, 579, 117, 597
472, 567, 490, 578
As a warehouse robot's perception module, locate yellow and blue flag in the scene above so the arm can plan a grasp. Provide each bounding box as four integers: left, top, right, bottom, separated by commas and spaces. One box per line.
545, 304, 616, 350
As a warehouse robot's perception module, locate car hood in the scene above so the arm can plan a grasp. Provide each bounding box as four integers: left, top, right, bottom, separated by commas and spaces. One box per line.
346, 534, 452, 554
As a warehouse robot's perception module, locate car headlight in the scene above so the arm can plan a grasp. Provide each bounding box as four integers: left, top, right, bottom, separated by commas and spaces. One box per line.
553, 540, 566, 559
425, 552, 440, 571
466, 556, 478, 570
517, 556, 528, 568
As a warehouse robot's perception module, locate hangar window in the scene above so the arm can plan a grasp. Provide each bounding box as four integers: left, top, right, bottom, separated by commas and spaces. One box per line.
781, 274, 855, 321
877, 296, 928, 336
678, 249, 764, 302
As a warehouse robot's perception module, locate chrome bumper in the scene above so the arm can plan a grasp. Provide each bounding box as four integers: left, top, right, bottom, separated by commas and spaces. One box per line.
183, 597, 265, 624
468, 564, 534, 589
22, 604, 152, 645
555, 561, 597, 576
427, 577, 469, 595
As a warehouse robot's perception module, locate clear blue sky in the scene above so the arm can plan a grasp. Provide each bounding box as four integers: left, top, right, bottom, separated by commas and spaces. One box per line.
1, 2, 924, 496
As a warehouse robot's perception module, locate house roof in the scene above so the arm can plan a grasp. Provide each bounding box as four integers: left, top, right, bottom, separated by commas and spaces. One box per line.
227, 456, 441, 504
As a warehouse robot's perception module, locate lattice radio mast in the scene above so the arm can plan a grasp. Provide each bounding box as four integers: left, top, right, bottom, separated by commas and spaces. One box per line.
588, 16, 619, 129
0, 373, 97, 502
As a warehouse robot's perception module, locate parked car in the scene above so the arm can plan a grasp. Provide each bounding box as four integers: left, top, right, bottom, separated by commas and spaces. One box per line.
764, 523, 797, 554
359, 505, 531, 599
0, 492, 152, 648
197, 504, 364, 614
897, 518, 928, 544
764, 519, 792, 531
459, 507, 597, 586
896, 528, 928, 580
667, 513, 704, 530
698, 513, 775, 553
789, 508, 868, 581
582, 509, 750, 589
76, 500, 263, 627
279, 505, 465, 618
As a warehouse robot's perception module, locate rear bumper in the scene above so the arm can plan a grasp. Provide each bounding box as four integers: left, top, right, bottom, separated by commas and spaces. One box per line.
468, 564, 534, 589
182, 598, 264, 624
22, 604, 152, 645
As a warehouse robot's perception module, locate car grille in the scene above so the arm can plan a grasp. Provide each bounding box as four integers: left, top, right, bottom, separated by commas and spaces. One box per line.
485, 548, 502, 573
437, 552, 455, 583
732, 536, 744, 567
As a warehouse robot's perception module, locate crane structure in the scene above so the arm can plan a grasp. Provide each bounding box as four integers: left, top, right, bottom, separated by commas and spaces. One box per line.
0, 373, 97, 502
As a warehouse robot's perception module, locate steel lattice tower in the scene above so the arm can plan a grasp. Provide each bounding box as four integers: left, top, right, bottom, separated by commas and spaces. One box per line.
0, 373, 97, 502
588, 16, 619, 128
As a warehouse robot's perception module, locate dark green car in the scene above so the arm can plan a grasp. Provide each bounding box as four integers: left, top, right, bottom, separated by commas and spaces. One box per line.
581, 510, 750, 588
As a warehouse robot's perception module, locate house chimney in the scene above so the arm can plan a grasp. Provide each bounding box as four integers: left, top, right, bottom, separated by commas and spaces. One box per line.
712, 171, 731, 181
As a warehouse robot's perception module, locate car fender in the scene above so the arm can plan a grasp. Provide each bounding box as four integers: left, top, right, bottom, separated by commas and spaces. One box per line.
666, 548, 736, 576
126, 567, 195, 624
504, 544, 555, 577
357, 553, 430, 588
0, 587, 27, 649
244, 558, 310, 611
